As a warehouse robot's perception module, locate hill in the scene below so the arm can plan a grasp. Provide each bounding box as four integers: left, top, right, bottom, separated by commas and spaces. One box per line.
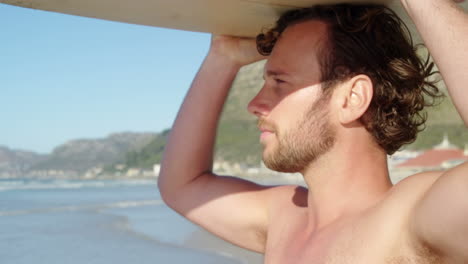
30, 132, 157, 173
0, 146, 46, 177
123, 129, 170, 169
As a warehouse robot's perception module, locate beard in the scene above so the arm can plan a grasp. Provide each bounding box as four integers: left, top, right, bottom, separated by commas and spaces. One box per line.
261, 94, 336, 173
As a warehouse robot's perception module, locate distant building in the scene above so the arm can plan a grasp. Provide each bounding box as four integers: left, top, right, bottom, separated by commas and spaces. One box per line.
142, 170, 155, 177
153, 164, 161, 176
115, 164, 126, 171
84, 167, 103, 179
126, 168, 141, 177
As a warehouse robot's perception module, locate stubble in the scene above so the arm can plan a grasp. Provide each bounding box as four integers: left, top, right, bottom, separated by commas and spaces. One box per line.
262, 93, 336, 173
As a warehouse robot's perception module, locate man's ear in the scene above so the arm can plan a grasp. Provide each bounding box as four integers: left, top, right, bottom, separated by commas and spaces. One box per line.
337, 75, 373, 125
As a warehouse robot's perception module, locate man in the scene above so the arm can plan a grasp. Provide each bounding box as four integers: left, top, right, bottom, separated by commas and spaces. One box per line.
159, 0, 468, 263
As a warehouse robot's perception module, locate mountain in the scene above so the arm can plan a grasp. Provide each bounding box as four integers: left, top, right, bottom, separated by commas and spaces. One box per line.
123, 129, 170, 169
30, 132, 157, 173
0, 146, 46, 177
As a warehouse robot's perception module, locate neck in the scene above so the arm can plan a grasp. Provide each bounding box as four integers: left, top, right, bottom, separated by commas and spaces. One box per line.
301, 128, 393, 230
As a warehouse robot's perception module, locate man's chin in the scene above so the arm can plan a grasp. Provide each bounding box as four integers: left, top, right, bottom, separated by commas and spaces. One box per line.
263, 161, 301, 173
262, 154, 303, 174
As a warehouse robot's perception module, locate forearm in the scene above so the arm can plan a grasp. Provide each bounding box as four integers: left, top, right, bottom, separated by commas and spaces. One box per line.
158, 52, 241, 194
401, 0, 468, 124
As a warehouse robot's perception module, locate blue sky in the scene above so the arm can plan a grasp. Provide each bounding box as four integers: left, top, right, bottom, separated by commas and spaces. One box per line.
1, 4, 211, 153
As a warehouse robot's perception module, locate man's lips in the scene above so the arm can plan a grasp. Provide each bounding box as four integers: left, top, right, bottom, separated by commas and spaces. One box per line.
260, 131, 274, 140
258, 119, 275, 141
259, 128, 274, 140
259, 127, 273, 133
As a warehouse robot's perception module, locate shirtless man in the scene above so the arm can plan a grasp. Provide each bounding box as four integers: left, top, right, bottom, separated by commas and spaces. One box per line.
158, 0, 468, 263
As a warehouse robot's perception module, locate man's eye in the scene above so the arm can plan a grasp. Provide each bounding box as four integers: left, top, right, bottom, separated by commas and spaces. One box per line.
275, 78, 285, 84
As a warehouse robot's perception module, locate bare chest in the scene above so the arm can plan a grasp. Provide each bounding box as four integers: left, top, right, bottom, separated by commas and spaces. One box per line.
263, 216, 438, 264
261, 174, 447, 264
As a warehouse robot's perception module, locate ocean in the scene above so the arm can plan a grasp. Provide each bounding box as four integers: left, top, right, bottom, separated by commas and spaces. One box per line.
0, 178, 263, 264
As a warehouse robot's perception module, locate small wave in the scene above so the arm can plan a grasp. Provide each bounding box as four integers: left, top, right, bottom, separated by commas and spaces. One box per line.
0, 199, 164, 216
0, 179, 156, 192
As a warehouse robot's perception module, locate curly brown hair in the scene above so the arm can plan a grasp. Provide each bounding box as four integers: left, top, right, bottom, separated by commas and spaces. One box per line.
256, 4, 442, 155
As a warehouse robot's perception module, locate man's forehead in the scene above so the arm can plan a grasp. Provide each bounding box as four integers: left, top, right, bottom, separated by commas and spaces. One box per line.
270, 20, 328, 61
279, 20, 329, 45
264, 20, 327, 78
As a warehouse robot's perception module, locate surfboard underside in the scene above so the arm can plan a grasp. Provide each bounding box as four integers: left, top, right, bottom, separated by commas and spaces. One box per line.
0, 0, 394, 36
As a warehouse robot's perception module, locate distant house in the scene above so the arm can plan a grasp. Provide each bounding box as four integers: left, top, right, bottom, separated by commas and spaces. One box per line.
397, 135, 467, 170
153, 164, 161, 176
126, 168, 141, 177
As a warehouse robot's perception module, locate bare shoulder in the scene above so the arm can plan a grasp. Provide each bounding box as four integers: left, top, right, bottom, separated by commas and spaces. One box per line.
406, 163, 468, 261
385, 171, 444, 205
374, 171, 444, 224
366, 171, 446, 231
374, 171, 447, 260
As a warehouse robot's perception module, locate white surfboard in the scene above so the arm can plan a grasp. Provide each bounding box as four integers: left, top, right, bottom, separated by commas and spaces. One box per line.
0, 0, 395, 36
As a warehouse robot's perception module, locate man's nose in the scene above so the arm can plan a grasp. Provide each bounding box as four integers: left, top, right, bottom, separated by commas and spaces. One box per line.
247, 87, 271, 117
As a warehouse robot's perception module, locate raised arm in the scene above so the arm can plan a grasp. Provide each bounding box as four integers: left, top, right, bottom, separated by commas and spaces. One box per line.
401, 0, 468, 261
400, 0, 468, 124
158, 36, 274, 252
